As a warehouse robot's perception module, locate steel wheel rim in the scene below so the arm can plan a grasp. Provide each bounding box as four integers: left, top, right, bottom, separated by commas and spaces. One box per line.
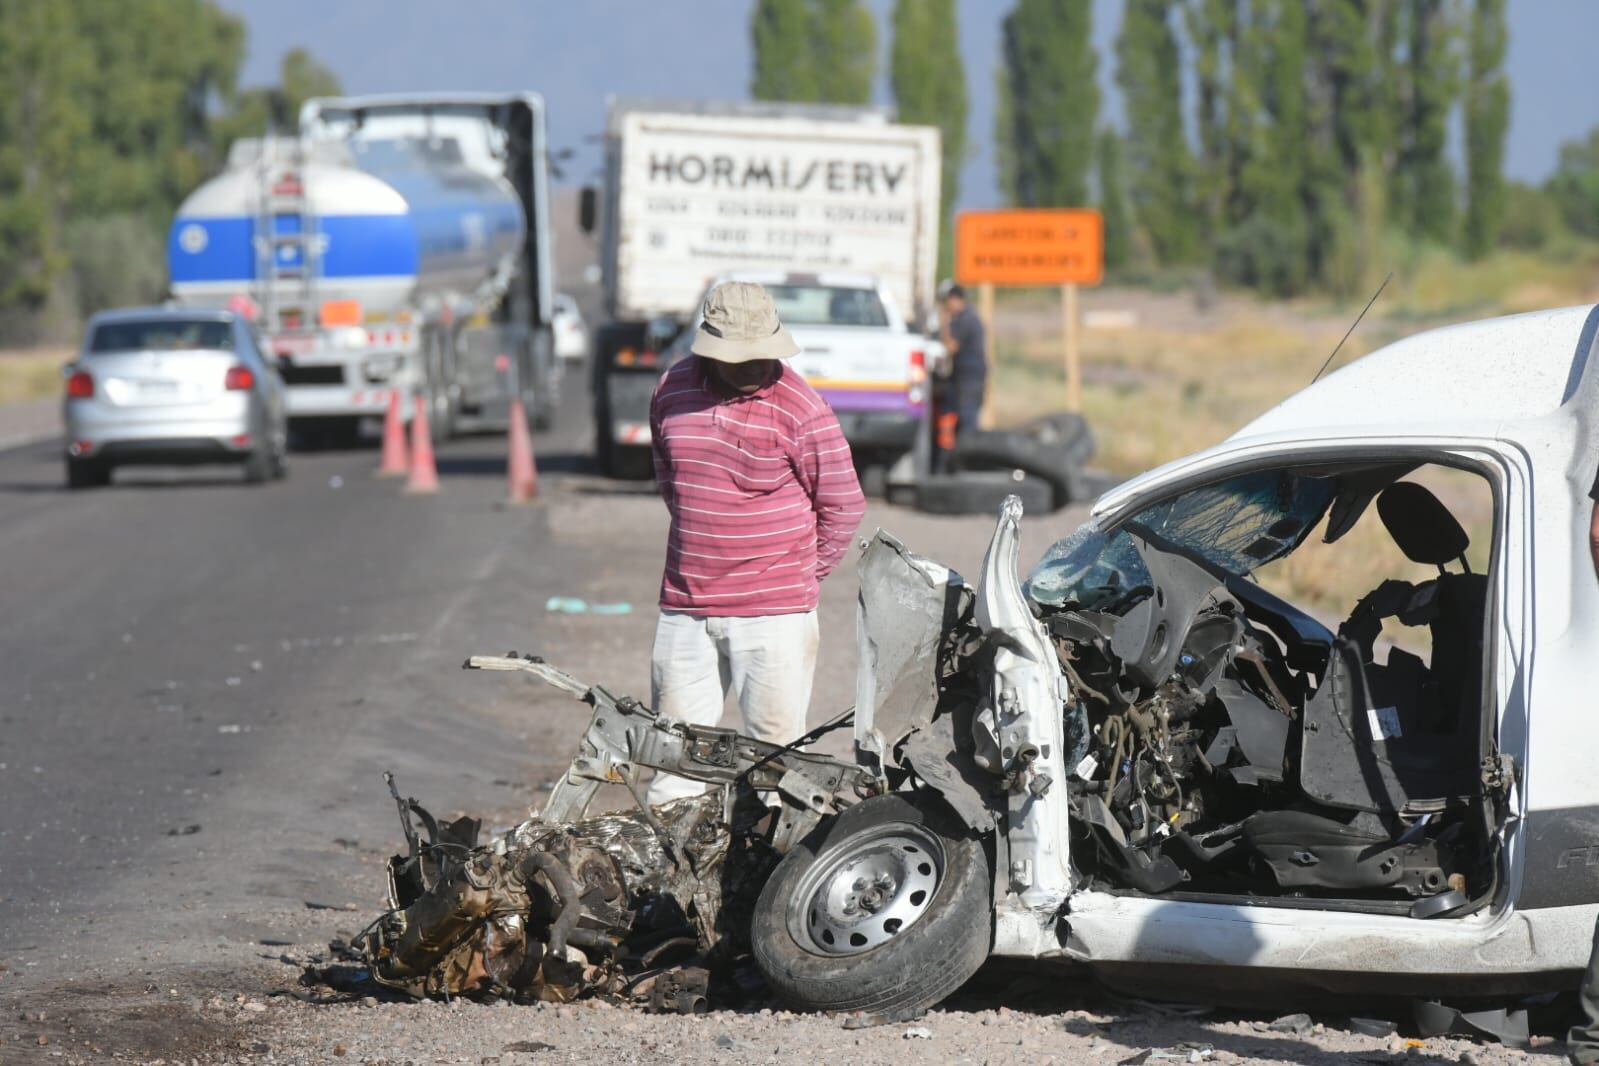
789, 820, 945, 957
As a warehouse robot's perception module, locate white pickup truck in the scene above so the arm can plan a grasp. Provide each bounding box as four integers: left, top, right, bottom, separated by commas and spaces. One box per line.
664, 270, 931, 489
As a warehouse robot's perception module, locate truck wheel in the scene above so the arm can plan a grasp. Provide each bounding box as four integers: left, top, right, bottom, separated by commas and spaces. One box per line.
751, 792, 991, 1018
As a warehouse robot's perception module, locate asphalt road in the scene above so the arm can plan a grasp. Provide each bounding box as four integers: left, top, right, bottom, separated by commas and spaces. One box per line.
0, 396, 1064, 1059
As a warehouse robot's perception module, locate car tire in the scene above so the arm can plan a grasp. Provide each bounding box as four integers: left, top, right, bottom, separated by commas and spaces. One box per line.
916, 470, 1054, 515
65, 458, 110, 490
243, 442, 272, 484
270, 441, 289, 480
751, 792, 992, 1018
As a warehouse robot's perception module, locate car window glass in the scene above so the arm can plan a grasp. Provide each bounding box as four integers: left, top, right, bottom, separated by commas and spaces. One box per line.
766, 285, 888, 328
1026, 469, 1337, 609
90, 320, 233, 353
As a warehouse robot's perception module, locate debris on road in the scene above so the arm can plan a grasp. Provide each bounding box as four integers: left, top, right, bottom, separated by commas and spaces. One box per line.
350, 653, 872, 1009
544, 596, 634, 615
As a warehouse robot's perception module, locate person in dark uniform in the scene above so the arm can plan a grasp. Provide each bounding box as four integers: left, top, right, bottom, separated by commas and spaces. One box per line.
1569, 476, 1599, 1063
939, 285, 988, 438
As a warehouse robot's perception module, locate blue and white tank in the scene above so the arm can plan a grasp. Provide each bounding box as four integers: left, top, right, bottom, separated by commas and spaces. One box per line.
167, 137, 525, 320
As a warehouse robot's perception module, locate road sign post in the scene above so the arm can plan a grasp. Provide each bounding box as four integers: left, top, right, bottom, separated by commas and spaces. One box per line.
955, 208, 1104, 416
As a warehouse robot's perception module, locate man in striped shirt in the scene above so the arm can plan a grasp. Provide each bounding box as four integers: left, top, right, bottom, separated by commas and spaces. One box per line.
646, 281, 866, 803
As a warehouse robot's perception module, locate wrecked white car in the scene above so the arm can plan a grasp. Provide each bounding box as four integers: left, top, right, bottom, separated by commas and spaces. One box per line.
356, 305, 1599, 1016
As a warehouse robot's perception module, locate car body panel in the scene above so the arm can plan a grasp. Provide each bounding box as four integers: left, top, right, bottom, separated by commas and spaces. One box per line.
973, 304, 1599, 983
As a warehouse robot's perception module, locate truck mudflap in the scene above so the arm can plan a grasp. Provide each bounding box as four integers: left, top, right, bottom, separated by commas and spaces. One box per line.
355, 654, 876, 1006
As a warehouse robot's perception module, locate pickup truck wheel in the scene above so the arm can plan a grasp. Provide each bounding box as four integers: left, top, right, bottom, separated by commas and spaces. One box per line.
751, 793, 991, 1017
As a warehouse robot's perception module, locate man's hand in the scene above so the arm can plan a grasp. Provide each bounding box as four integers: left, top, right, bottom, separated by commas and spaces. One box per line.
1589, 499, 1599, 582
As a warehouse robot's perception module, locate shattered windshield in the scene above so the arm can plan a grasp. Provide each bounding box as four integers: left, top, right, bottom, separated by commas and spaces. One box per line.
1025, 469, 1338, 609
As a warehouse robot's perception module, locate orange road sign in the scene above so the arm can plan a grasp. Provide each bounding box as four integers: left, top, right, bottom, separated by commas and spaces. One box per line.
955, 209, 1104, 287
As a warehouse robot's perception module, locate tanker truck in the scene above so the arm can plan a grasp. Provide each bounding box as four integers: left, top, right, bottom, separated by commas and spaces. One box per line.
167, 92, 555, 444
581, 99, 941, 479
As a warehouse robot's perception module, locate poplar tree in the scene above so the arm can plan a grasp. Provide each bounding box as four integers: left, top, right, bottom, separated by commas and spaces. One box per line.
814, 0, 877, 105
1097, 130, 1131, 273
1000, 0, 1099, 208
1116, 0, 1196, 264
1463, 0, 1509, 258
892, 0, 968, 273
752, 0, 821, 102
752, 0, 876, 106
1397, 0, 1459, 243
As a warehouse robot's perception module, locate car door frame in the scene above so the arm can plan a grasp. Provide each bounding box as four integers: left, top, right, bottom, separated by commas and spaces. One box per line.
1021, 432, 1534, 975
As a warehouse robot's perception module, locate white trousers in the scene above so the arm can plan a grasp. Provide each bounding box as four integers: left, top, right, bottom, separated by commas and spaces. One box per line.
645, 609, 820, 803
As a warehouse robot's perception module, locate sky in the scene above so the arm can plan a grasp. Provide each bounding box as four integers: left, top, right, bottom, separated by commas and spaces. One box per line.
216, 0, 1599, 211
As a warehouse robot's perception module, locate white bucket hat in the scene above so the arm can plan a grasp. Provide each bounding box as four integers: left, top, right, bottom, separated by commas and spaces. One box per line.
690, 281, 801, 363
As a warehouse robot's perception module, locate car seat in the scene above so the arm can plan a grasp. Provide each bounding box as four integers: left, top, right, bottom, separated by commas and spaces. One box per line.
1298, 482, 1487, 814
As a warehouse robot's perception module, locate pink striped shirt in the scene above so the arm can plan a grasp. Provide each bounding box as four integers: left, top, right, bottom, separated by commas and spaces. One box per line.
650, 358, 866, 617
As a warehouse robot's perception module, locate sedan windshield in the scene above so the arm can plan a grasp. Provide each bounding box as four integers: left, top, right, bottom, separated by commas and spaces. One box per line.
90, 320, 233, 354
1025, 469, 1338, 609
766, 285, 889, 328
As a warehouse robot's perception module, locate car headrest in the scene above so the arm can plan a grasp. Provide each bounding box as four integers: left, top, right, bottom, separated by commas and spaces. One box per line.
1376, 482, 1469, 567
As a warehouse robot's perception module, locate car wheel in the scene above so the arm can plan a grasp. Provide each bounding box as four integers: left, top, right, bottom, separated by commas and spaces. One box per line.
270, 440, 289, 480
751, 792, 992, 1018
65, 458, 110, 490
243, 442, 272, 484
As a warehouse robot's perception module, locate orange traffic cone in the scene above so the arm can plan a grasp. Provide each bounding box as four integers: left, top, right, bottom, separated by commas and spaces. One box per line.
506, 397, 539, 504
405, 394, 439, 494
377, 388, 409, 477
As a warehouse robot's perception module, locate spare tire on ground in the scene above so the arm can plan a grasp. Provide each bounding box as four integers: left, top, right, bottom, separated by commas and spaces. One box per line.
916, 469, 1053, 515
951, 412, 1098, 508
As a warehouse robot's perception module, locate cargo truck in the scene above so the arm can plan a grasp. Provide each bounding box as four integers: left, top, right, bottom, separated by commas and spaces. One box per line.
167, 92, 556, 444
580, 100, 941, 479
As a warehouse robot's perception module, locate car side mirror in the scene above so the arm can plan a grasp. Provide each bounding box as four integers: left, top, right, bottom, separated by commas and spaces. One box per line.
578, 187, 597, 235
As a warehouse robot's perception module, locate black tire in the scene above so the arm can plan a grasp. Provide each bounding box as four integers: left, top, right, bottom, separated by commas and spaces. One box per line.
1021, 412, 1096, 465
243, 441, 271, 484
953, 419, 1096, 507
751, 792, 992, 1017
916, 470, 1053, 516
857, 462, 889, 499
65, 457, 110, 490
270, 438, 289, 480
609, 443, 654, 481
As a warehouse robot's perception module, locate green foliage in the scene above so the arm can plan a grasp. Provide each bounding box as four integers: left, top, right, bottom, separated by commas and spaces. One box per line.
1096, 130, 1131, 272
891, 0, 968, 276
66, 214, 167, 315
0, 1, 340, 338
994, 61, 1018, 206
1000, 0, 1099, 208
1396, 0, 1460, 244
1546, 127, 1599, 240
751, 0, 876, 106
1117, 0, 1197, 263
1497, 182, 1561, 251
752, 0, 819, 102
1463, 0, 1509, 259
